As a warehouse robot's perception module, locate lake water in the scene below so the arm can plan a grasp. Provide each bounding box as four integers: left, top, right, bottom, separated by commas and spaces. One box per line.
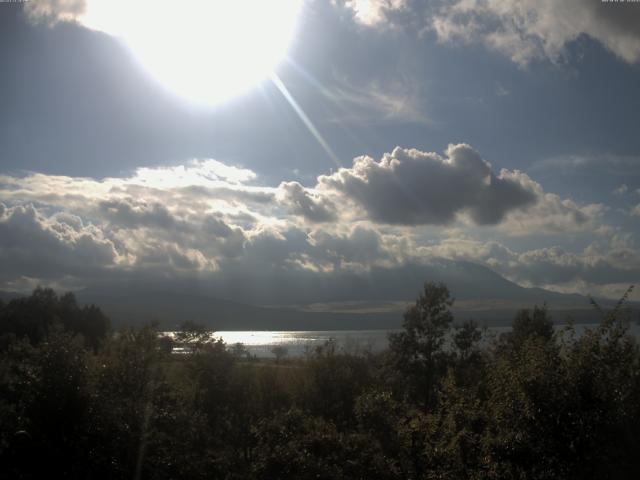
216, 329, 396, 357
194, 323, 640, 358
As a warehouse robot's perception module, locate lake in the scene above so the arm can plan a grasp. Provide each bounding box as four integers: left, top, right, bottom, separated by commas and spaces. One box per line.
173, 323, 640, 358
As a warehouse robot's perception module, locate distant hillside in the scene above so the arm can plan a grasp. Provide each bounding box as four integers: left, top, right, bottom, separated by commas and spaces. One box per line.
73, 289, 600, 331
2, 259, 625, 330
73, 290, 397, 330
0, 291, 23, 303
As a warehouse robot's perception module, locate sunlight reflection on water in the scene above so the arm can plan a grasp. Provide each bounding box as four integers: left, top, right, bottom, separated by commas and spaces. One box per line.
164, 323, 640, 358
215, 330, 394, 357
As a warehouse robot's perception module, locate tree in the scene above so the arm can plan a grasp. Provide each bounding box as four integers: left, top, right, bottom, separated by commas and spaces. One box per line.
86, 324, 168, 478
0, 328, 91, 478
252, 408, 394, 479
175, 320, 214, 353
0, 288, 109, 349
504, 304, 554, 351
79, 304, 110, 352
453, 319, 485, 387
157, 335, 175, 355
453, 319, 483, 361
301, 340, 373, 426
271, 345, 288, 364
231, 342, 250, 359
388, 282, 454, 410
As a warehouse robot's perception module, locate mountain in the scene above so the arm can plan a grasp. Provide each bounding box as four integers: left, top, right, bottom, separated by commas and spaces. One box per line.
1, 259, 629, 330
73, 289, 401, 330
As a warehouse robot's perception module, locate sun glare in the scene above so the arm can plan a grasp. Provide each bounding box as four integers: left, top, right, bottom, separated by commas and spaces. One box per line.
80, 0, 302, 105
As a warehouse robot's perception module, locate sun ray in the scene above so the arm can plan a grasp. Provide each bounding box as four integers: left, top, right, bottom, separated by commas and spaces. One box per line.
283, 59, 378, 157
270, 73, 343, 169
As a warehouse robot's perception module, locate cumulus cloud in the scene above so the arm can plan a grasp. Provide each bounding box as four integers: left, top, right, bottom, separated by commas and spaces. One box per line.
0, 159, 267, 286
129, 159, 257, 188
337, 0, 408, 26
493, 169, 604, 236
318, 143, 536, 225
0, 149, 628, 301
614, 184, 629, 196
24, 0, 86, 25
0, 203, 122, 282
415, 237, 515, 266
277, 182, 337, 223
431, 0, 640, 66
307, 226, 401, 270
339, 0, 640, 66
413, 234, 639, 299
504, 235, 640, 290
0, 145, 605, 288
127, 239, 218, 273
98, 199, 179, 230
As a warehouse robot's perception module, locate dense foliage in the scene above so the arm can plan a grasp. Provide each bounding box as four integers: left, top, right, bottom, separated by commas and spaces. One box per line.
1, 284, 639, 479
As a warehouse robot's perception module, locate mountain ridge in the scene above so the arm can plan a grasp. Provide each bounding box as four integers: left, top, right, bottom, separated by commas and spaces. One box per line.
2, 259, 625, 329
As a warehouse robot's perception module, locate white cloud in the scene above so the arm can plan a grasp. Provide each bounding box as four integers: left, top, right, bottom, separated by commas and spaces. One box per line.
337, 0, 640, 65
531, 153, 640, 176
24, 0, 86, 25
277, 182, 337, 223
0, 150, 629, 300
338, 0, 407, 26
324, 79, 430, 125
412, 234, 639, 300
505, 236, 640, 290
318, 144, 553, 227
0, 160, 269, 284
308, 225, 401, 270
130, 159, 257, 188
414, 237, 515, 268
613, 183, 629, 196
614, 184, 629, 195
494, 169, 604, 236
0, 203, 123, 280
431, 0, 640, 66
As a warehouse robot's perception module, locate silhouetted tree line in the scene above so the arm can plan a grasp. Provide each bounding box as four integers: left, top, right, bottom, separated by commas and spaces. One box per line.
1, 284, 639, 479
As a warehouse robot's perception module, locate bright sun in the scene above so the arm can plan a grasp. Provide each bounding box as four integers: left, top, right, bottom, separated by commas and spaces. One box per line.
80, 0, 302, 105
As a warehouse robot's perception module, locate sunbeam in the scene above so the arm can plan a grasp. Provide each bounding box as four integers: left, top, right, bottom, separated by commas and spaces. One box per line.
270, 73, 343, 169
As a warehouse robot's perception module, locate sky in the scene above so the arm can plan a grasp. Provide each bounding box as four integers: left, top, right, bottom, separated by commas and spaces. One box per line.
0, 0, 639, 305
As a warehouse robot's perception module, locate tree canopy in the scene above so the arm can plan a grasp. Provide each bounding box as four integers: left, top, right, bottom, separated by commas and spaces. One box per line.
1, 284, 639, 479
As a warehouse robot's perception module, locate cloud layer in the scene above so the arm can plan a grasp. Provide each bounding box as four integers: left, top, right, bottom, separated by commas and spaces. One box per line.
0, 141, 629, 301
432, 0, 640, 65
341, 0, 640, 66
